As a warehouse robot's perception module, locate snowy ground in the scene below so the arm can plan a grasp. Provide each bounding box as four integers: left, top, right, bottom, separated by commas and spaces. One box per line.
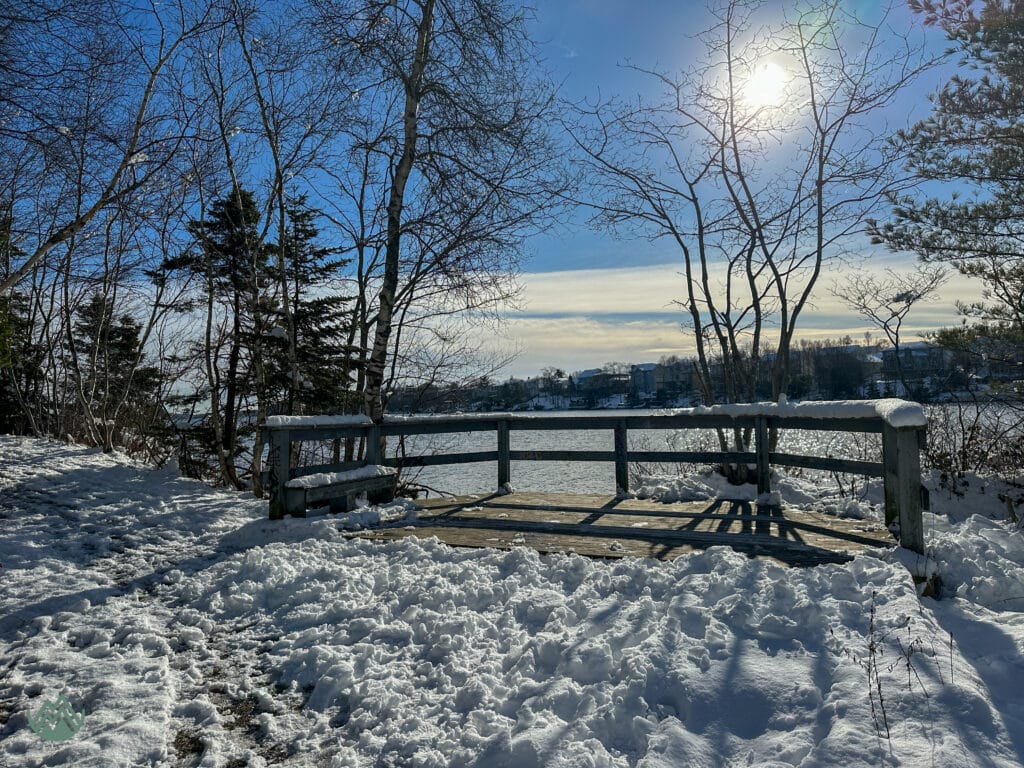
1, 436, 1023, 767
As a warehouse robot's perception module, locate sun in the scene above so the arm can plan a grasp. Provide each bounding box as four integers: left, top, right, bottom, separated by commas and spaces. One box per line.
744, 61, 788, 108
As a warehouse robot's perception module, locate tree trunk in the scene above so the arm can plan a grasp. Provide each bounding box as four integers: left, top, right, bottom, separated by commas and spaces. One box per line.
362, 0, 435, 424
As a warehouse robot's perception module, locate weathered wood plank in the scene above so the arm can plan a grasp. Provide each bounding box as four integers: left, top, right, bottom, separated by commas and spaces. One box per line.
614, 420, 629, 493
895, 428, 925, 554
274, 426, 370, 442
379, 420, 503, 436
302, 474, 397, 505
426, 498, 892, 548
882, 425, 899, 526
755, 417, 771, 496
266, 411, 889, 443
508, 449, 617, 462
497, 420, 510, 489
267, 428, 291, 520
351, 492, 894, 565
386, 516, 854, 564
385, 451, 499, 468
768, 453, 884, 477
365, 425, 381, 464
628, 450, 757, 464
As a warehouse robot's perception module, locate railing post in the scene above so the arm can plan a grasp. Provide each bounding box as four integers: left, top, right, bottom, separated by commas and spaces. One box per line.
365, 425, 382, 465
614, 419, 629, 494
755, 416, 771, 496
267, 427, 291, 520
497, 419, 510, 491
883, 423, 925, 554
882, 425, 899, 526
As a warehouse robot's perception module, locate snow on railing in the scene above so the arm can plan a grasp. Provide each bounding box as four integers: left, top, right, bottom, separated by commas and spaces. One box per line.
261, 400, 927, 553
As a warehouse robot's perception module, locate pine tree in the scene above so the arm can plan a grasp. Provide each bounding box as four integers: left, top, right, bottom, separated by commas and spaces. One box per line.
0, 217, 44, 435
871, 1, 1024, 366
268, 197, 356, 416
166, 186, 270, 487
69, 292, 163, 449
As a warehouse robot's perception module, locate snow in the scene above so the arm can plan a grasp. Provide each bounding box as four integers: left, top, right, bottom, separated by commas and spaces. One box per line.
285, 464, 397, 489
266, 400, 926, 433
264, 414, 373, 427
2, 435, 1023, 767
677, 398, 927, 429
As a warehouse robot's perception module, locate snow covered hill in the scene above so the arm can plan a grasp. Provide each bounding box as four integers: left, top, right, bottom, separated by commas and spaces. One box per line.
1, 436, 1022, 767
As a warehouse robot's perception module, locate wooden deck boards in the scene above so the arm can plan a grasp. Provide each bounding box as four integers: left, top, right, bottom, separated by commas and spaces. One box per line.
351, 492, 894, 566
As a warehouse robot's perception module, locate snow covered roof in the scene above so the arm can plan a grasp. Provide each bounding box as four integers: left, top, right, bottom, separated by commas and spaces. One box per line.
633, 363, 659, 372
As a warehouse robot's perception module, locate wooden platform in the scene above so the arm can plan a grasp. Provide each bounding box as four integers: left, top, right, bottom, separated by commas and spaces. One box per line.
352, 492, 895, 566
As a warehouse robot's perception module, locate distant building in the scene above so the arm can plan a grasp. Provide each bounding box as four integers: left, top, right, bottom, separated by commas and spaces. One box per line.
630, 363, 658, 398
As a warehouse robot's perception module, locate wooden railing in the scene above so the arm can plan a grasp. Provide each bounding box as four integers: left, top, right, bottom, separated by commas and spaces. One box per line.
262, 402, 928, 553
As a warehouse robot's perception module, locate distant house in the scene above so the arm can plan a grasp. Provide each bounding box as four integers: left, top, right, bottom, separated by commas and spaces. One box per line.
882, 341, 953, 384
574, 368, 603, 391
630, 363, 658, 398
654, 359, 694, 399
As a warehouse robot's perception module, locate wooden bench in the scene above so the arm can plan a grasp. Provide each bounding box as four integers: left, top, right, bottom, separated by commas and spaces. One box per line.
283, 465, 398, 517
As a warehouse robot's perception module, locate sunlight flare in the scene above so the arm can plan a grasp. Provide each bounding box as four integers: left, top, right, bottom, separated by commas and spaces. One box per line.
744, 61, 788, 107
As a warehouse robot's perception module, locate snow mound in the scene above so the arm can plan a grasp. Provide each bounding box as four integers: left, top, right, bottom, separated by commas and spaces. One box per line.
2, 436, 1023, 767
927, 514, 1024, 611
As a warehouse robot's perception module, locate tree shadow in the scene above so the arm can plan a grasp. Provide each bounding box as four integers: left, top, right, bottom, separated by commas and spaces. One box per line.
928, 600, 1024, 766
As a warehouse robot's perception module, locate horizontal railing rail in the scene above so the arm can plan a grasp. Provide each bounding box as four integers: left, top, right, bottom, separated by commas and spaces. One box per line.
262, 401, 926, 553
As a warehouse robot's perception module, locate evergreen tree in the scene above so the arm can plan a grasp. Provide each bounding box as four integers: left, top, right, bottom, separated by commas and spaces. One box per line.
69, 292, 163, 449
166, 186, 269, 487
0, 218, 44, 435
268, 197, 356, 415
0, 291, 43, 435
871, 2, 1024, 365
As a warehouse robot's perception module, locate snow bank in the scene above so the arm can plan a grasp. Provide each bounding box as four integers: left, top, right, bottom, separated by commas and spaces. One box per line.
2, 436, 1022, 768
927, 513, 1024, 611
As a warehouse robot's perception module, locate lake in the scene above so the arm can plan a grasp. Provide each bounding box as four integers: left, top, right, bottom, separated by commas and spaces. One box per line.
394, 409, 881, 496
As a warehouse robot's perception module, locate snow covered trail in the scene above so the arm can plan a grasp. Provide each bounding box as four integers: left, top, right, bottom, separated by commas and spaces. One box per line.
1, 436, 1023, 767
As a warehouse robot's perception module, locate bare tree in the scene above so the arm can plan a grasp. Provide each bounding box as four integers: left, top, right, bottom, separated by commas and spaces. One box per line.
0, 1, 215, 295
831, 264, 948, 393
571, 0, 934, 433
309, 0, 566, 424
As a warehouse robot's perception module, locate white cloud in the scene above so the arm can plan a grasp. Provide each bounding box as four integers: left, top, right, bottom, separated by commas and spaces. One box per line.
519, 264, 682, 316
492, 261, 987, 377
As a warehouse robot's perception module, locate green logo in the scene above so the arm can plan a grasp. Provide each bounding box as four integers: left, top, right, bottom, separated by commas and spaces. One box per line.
28, 694, 85, 742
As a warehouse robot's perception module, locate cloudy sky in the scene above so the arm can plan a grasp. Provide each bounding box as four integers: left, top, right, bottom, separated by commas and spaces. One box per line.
483, 1, 976, 378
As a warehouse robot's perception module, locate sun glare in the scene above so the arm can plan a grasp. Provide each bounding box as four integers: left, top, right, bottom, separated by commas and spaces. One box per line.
744, 61, 788, 108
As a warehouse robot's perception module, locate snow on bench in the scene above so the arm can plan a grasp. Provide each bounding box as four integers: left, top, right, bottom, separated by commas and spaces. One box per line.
284, 464, 398, 517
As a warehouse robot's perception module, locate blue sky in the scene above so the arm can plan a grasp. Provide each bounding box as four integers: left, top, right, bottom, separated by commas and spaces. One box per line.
488, 1, 975, 378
